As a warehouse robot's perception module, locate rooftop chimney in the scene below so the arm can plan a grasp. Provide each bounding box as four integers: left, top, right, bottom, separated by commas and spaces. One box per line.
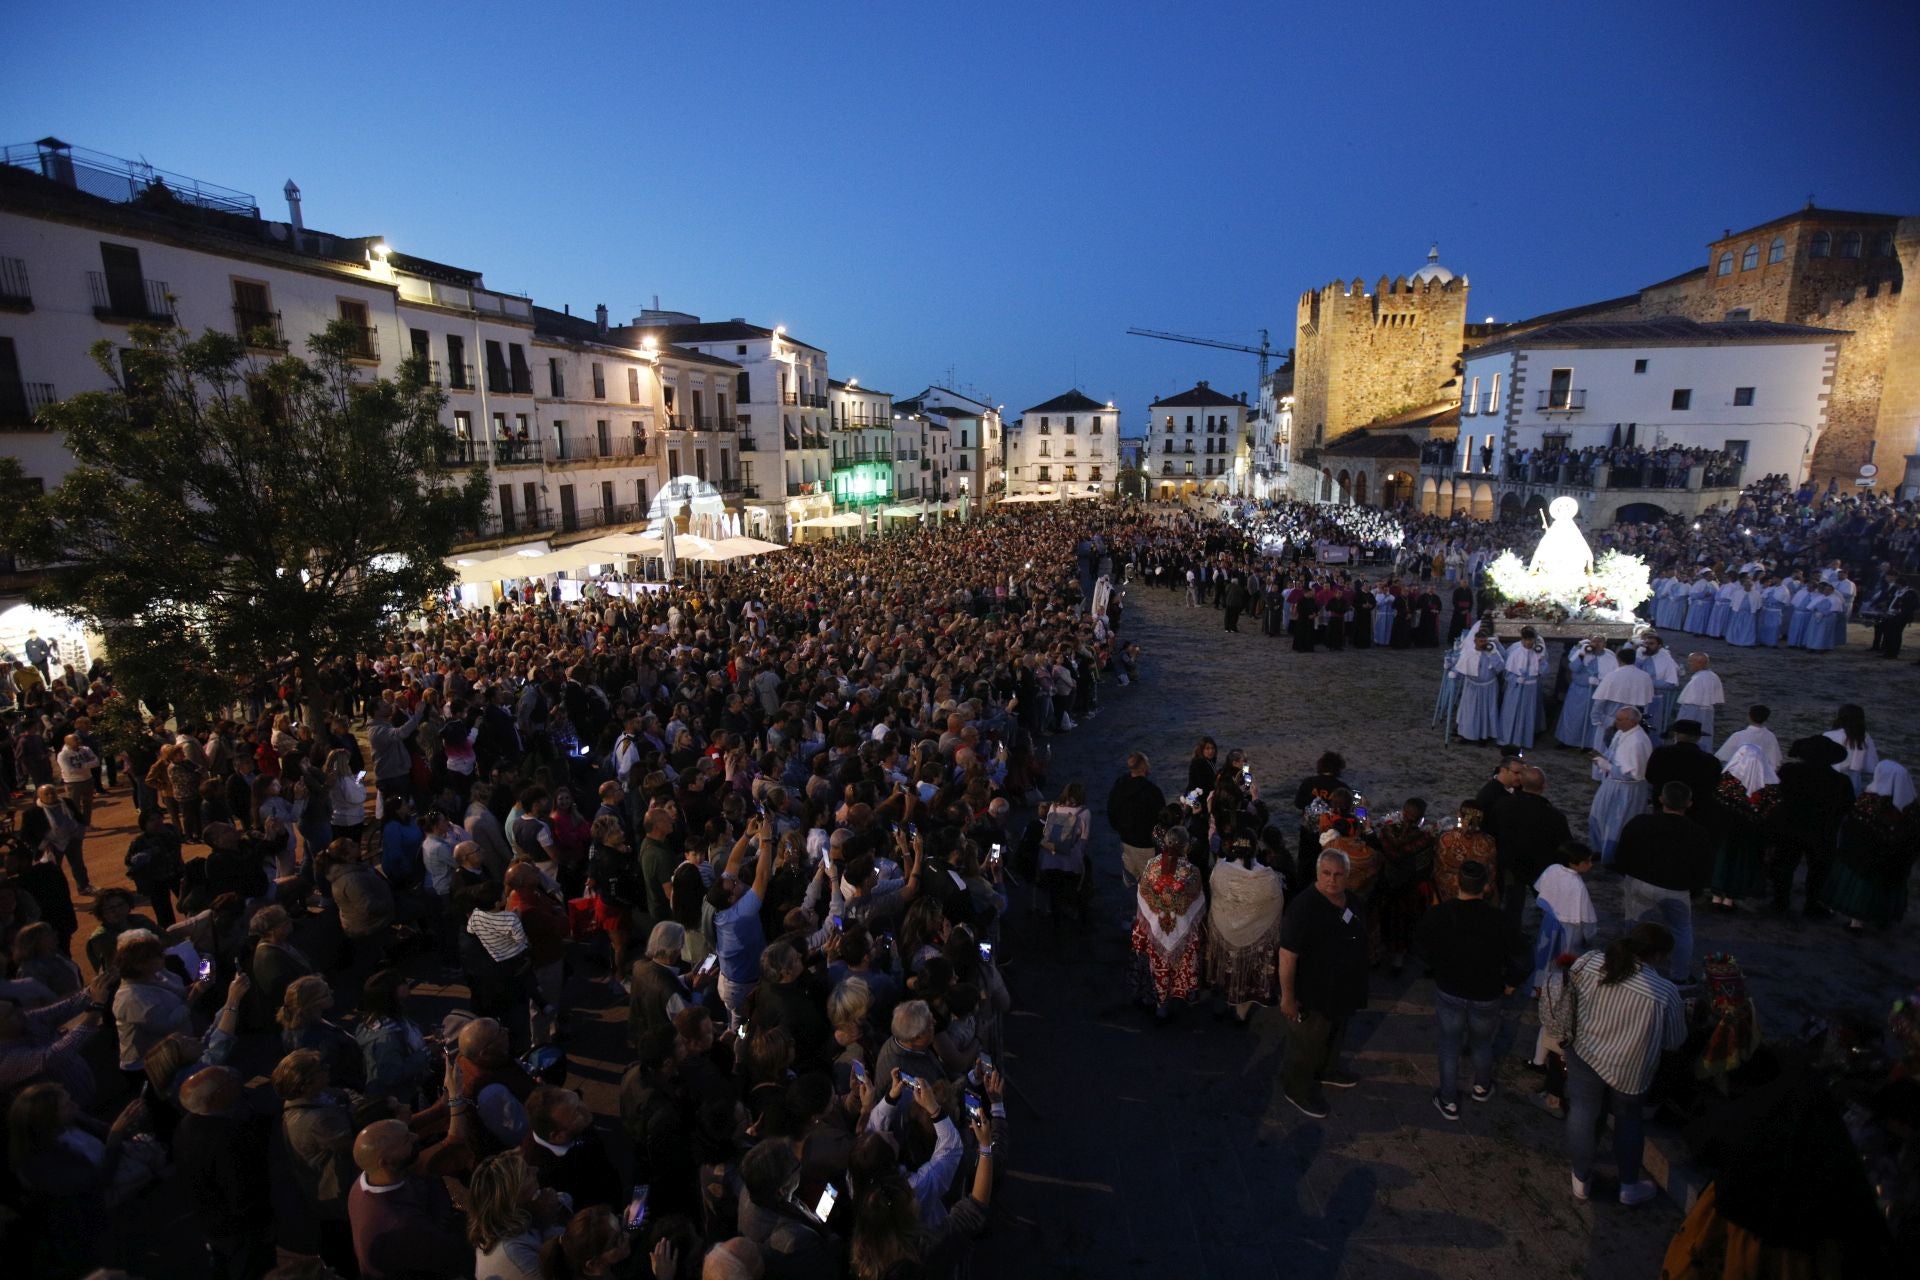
284, 180, 304, 235
595, 303, 608, 334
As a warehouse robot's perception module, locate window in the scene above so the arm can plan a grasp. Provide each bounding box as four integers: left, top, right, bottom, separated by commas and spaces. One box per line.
1733, 386, 1755, 406
452, 410, 472, 440
1768, 236, 1786, 264
592, 363, 606, 399
558, 484, 576, 529
1488, 372, 1501, 414
1873, 231, 1896, 258
1465, 375, 1479, 415
1723, 440, 1748, 462
1716, 251, 1733, 276
635, 479, 649, 511
1092, 415, 1103, 433
1811, 230, 1831, 258
628, 367, 641, 402
548, 357, 565, 397
601, 480, 615, 517
447, 334, 469, 388
1547, 367, 1574, 410
522, 482, 538, 523
1724, 308, 1751, 321
1633, 358, 1648, 374
1065, 416, 1076, 434
1090, 467, 1102, 481
1839, 231, 1863, 259
337, 299, 374, 360
1671, 388, 1692, 411
1039, 440, 1050, 457
486, 341, 509, 392
508, 343, 532, 393
98, 242, 148, 317
408, 327, 430, 361
233, 280, 277, 347
1741, 243, 1759, 270
668, 448, 680, 476
1038, 466, 1050, 482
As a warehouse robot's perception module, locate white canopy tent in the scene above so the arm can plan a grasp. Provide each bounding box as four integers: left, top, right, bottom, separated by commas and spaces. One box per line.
713, 536, 786, 558
796, 513, 863, 529
452, 544, 614, 585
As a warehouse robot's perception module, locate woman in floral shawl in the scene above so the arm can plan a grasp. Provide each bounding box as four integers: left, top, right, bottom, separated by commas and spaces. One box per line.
1708, 745, 1780, 909
1821, 759, 1918, 932
1131, 826, 1207, 1021
1205, 830, 1284, 1023
1373, 798, 1437, 974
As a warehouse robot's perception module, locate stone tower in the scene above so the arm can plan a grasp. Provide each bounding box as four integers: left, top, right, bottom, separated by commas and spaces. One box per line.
1292, 245, 1469, 457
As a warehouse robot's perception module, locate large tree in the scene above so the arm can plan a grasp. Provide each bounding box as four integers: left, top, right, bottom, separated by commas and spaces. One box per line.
1, 319, 487, 716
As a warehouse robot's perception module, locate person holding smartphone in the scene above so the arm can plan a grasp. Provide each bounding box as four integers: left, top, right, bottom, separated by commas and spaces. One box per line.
708, 814, 776, 1030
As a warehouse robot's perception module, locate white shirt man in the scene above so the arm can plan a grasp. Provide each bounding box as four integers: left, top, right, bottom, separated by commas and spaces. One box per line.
1716, 717, 1783, 772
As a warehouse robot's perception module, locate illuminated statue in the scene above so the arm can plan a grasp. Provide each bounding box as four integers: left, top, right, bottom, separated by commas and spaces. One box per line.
1529, 496, 1594, 577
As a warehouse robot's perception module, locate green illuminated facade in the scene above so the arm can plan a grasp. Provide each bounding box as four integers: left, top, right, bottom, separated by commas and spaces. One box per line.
831, 460, 892, 507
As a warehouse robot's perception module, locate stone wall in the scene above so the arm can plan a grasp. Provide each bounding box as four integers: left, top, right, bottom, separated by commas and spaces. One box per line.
1872, 219, 1920, 490
1290, 273, 1466, 499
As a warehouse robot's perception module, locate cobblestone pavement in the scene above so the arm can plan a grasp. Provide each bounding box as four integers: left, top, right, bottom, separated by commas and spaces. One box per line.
55, 577, 1918, 1279
971, 578, 1920, 1280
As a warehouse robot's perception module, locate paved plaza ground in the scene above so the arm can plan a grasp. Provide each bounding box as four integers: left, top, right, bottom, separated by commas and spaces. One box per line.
52, 575, 1919, 1278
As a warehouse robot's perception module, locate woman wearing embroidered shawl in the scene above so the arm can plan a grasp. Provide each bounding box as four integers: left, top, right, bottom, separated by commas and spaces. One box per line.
1709, 745, 1780, 909
1131, 827, 1207, 1020
1821, 759, 1918, 932
1205, 832, 1285, 1023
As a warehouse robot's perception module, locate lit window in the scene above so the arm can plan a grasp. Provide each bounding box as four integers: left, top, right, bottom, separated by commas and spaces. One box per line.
1466, 375, 1479, 415
1488, 372, 1501, 414
1767, 237, 1786, 264
1716, 252, 1734, 276
1741, 243, 1759, 270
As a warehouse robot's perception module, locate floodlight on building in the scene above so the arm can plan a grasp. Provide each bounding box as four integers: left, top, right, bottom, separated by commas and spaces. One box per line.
370, 241, 392, 260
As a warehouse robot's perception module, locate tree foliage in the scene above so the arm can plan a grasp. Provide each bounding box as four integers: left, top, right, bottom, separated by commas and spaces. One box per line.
0, 320, 487, 715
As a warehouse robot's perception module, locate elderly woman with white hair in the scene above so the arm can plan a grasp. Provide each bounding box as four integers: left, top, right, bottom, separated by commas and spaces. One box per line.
1821, 760, 1918, 932
1588, 705, 1653, 863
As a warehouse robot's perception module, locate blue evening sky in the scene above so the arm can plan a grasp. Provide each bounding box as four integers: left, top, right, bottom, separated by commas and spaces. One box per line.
6, 0, 1916, 425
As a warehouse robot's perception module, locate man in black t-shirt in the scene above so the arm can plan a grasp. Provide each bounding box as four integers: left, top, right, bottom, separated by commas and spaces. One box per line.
1278, 848, 1370, 1117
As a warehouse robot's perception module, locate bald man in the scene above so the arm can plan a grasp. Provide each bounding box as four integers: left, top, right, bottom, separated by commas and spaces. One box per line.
174, 1066, 273, 1279
348, 1118, 470, 1280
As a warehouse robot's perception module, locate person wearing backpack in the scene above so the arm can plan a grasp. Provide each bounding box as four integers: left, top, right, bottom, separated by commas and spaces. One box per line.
1037, 782, 1091, 933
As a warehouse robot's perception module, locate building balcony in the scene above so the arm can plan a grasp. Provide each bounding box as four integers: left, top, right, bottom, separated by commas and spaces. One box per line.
0, 380, 56, 429
487, 367, 532, 395
492, 438, 544, 466
233, 305, 287, 350
1536, 389, 1587, 413
557, 501, 648, 534
0, 256, 32, 310
786, 480, 823, 497
469, 508, 556, 540
436, 436, 484, 466
692, 416, 730, 432
782, 392, 799, 406
804, 393, 828, 409
446, 362, 475, 391
341, 324, 378, 362
552, 431, 649, 463
87, 271, 174, 324
737, 434, 761, 451
803, 433, 828, 449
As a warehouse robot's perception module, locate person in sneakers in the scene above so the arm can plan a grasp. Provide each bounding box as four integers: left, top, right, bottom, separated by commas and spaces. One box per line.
1277, 848, 1370, 1117
1563, 922, 1686, 1206
1413, 859, 1525, 1120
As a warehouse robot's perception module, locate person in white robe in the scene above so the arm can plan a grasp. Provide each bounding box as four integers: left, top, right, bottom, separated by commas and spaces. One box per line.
1497, 628, 1548, 749
1453, 629, 1505, 744
1649, 576, 1680, 631
1724, 576, 1761, 647
1708, 577, 1739, 639
1757, 576, 1790, 647
1372, 588, 1395, 646
1785, 578, 1816, 647
1804, 582, 1844, 652
1684, 573, 1718, 633
1589, 647, 1654, 751
1588, 707, 1652, 863
1824, 709, 1880, 796
1674, 652, 1726, 750
1555, 638, 1615, 748
1634, 635, 1682, 741
1715, 707, 1783, 771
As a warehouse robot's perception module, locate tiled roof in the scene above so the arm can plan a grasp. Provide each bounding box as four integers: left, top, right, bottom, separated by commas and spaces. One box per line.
1469, 315, 1847, 358
1150, 383, 1242, 409
1022, 389, 1109, 415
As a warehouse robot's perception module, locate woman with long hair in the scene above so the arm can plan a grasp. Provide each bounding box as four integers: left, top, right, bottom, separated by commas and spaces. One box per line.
325, 748, 368, 844
538, 1206, 638, 1280
468, 1150, 564, 1280
1186, 737, 1219, 800
1823, 703, 1880, 796
355, 968, 434, 1106
1562, 922, 1687, 1205
278, 974, 363, 1090
1036, 781, 1091, 933
1821, 760, 1918, 932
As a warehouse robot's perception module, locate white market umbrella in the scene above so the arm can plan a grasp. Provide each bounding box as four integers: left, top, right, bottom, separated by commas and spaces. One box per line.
713, 536, 785, 559
661, 518, 677, 582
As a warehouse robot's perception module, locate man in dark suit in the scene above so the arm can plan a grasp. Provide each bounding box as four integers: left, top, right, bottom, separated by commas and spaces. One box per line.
1647, 719, 1722, 826
1483, 765, 1572, 929
520, 1084, 625, 1211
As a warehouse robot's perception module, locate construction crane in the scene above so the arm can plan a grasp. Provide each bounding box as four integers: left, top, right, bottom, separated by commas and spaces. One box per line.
1126, 326, 1285, 387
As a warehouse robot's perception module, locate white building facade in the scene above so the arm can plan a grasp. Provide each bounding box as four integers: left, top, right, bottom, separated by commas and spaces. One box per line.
1147, 381, 1245, 500
1432, 317, 1845, 523
1006, 389, 1120, 497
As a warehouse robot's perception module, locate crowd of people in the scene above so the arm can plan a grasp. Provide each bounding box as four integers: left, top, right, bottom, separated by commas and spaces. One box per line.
1, 469, 1917, 1276
0, 504, 1182, 1280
